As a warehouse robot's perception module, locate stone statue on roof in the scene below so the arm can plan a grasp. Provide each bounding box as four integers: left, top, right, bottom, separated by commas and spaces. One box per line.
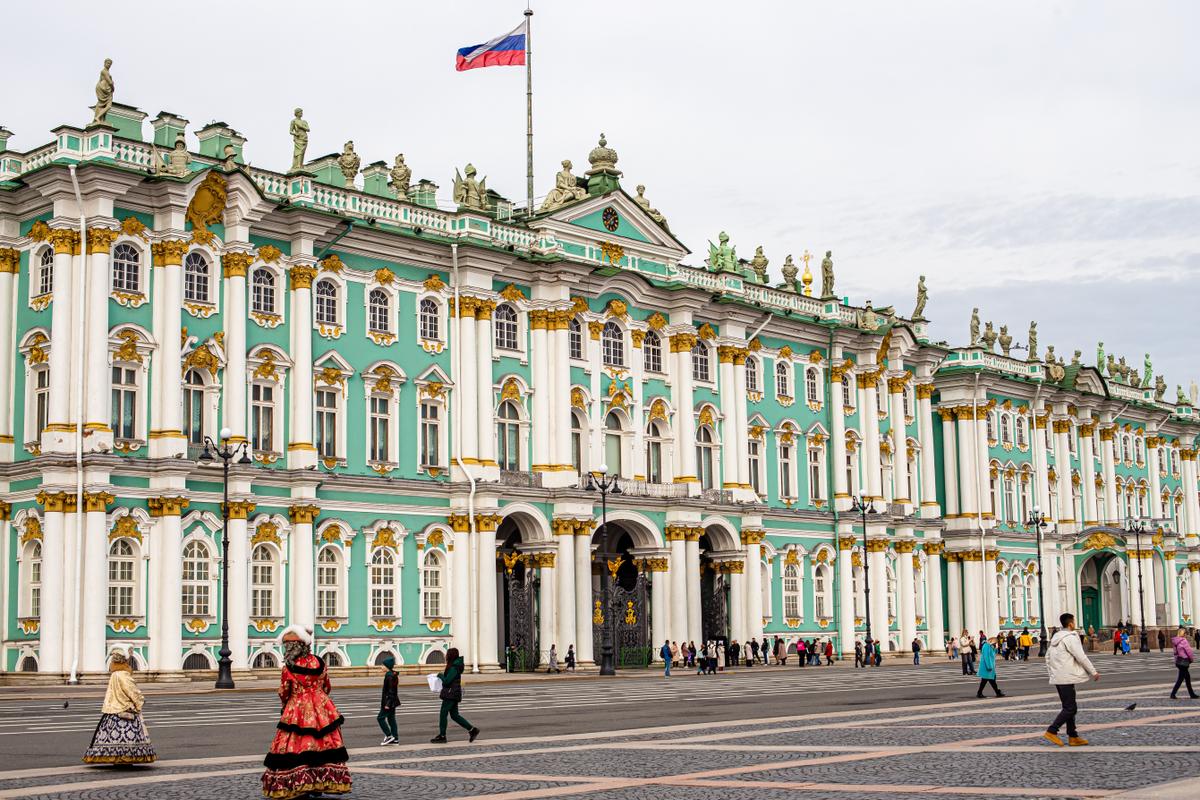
1096, 342, 1106, 375
540, 160, 587, 211
634, 184, 668, 228
998, 325, 1012, 357
1027, 321, 1038, 360
1191, 381, 1198, 405
969, 308, 980, 346
1142, 353, 1153, 388
820, 251, 835, 300
453, 164, 489, 210
857, 300, 880, 332
289, 108, 309, 172
1177, 385, 1189, 406
1072, 349, 1081, 365
1117, 356, 1130, 384
152, 135, 191, 178
1155, 375, 1166, 402
748, 246, 769, 284
90, 58, 114, 126
912, 275, 928, 321
981, 321, 997, 352
389, 154, 411, 199
780, 254, 798, 292
337, 141, 361, 186
707, 231, 738, 274
1105, 353, 1117, 380
1045, 345, 1057, 365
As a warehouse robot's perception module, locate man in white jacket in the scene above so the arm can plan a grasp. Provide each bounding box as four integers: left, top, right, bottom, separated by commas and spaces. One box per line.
1044, 612, 1101, 746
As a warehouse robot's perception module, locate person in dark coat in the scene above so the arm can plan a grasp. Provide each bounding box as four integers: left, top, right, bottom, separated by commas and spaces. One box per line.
750, 638, 760, 664
430, 648, 479, 743
854, 639, 864, 668
376, 655, 400, 745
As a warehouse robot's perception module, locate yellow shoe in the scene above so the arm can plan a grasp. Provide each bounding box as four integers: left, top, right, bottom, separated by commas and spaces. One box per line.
1043, 732, 1065, 746
1068, 736, 1089, 746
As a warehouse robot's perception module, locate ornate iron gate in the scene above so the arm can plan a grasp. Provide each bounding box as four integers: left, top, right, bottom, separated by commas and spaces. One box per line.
503, 567, 539, 672
701, 570, 729, 645
593, 574, 651, 667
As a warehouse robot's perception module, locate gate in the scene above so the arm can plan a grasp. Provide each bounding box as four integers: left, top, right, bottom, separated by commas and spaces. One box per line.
503, 565, 539, 672
701, 569, 729, 645
593, 572, 651, 667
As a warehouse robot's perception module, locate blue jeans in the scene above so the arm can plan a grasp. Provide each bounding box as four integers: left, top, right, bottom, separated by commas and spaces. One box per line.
664, 660, 671, 676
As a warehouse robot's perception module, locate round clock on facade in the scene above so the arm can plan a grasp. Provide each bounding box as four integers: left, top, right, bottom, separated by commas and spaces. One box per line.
602, 207, 619, 232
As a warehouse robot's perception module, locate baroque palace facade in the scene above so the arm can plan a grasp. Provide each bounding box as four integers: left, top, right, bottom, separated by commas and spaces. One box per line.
1, 92, 1199, 679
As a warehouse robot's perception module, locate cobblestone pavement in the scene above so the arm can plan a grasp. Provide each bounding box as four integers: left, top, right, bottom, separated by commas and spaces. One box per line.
1, 661, 1198, 799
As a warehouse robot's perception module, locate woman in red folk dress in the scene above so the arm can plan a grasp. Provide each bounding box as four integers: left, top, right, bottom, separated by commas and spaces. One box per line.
262, 625, 351, 799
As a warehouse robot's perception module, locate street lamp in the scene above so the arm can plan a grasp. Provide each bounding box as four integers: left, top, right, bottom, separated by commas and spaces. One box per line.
850, 492, 875, 663
585, 463, 621, 676
1025, 506, 1049, 657
1125, 517, 1151, 653
198, 426, 252, 689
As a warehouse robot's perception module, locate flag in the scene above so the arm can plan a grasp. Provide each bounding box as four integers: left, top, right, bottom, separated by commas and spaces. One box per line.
455, 21, 527, 71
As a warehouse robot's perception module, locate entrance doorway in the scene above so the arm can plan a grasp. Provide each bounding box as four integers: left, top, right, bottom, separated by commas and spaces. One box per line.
591, 522, 651, 667
496, 518, 539, 671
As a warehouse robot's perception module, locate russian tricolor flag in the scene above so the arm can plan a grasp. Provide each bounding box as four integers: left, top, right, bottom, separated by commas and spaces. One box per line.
456, 21, 527, 71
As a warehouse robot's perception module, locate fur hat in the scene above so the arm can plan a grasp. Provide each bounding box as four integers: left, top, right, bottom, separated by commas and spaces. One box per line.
108, 648, 130, 665
280, 624, 314, 645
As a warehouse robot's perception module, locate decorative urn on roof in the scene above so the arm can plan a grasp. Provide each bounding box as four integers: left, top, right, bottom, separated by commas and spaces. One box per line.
585, 133, 622, 196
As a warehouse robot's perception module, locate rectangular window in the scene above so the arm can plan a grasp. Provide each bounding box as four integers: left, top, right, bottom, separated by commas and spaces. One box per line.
748, 440, 761, 495
111, 366, 137, 440
317, 565, 338, 618
251, 563, 273, 617
423, 568, 442, 618
251, 384, 274, 452
181, 584, 210, 617
808, 448, 822, 500
34, 369, 50, 438
315, 389, 338, 459
780, 445, 793, 498
647, 440, 662, 484
369, 395, 390, 462
420, 402, 440, 468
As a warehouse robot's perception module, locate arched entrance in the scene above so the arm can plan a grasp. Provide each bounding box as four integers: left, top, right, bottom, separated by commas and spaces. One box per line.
496, 511, 546, 671
591, 521, 651, 667
1079, 551, 1127, 631
699, 522, 741, 647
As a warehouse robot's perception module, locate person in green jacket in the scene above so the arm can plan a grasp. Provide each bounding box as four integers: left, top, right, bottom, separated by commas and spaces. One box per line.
430, 648, 480, 744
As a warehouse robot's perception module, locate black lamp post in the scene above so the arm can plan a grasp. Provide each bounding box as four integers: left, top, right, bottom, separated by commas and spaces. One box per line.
1126, 517, 1151, 653
585, 463, 621, 676
1025, 506, 1049, 657
199, 426, 252, 689
850, 492, 875, 663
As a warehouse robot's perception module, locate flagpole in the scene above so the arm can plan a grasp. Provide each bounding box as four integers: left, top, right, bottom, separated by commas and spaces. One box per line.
525, 5, 534, 216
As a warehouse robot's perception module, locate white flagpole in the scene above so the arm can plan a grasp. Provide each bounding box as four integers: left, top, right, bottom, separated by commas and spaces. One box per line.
525, 5, 534, 215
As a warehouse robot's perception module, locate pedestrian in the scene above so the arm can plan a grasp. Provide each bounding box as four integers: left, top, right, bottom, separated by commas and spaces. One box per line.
750, 638, 760, 664
1112, 628, 1121, 655
730, 639, 741, 668
670, 640, 679, 667
948, 636, 958, 660
547, 644, 560, 674
874, 639, 883, 667
430, 647, 479, 744
976, 635, 1005, 698
1170, 627, 1198, 699
82, 648, 156, 765
1158, 630, 1167, 653
1019, 628, 1032, 661
854, 639, 864, 668
660, 640, 673, 677
912, 637, 922, 666
261, 625, 351, 799
958, 630, 972, 674
715, 640, 725, 673
566, 644, 576, 671
797, 638, 807, 667
824, 640, 834, 666
1044, 613, 1100, 747
1121, 630, 1131, 655
376, 654, 400, 745
688, 641, 697, 668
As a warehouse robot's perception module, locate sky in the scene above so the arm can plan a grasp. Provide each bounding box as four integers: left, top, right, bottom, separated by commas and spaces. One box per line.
4, 1, 1198, 390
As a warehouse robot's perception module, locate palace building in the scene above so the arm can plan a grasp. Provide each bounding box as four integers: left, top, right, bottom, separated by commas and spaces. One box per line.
1, 86, 1198, 679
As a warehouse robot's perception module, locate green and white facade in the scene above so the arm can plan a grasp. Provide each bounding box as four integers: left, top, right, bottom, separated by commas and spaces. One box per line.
1, 97, 1198, 679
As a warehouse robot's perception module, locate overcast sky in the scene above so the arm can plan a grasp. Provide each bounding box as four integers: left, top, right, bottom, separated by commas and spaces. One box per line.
6, 1, 1198, 391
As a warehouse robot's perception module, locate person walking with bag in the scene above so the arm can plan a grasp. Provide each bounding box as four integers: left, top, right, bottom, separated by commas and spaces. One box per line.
565, 644, 576, 672
976, 635, 1005, 698
430, 647, 480, 743
1170, 628, 1198, 699
376, 655, 400, 745
1044, 613, 1100, 747
82, 649, 156, 765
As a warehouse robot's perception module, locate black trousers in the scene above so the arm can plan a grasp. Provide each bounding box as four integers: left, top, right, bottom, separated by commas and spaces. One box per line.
1048, 684, 1078, 737
976, 678, 1001, 696
1171, 665, 1196, 697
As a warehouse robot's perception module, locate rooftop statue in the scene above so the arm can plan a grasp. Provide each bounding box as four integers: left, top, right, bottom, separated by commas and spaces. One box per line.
748, 246, 769, 284
998, 325, 1012, 357
633, 184, 668, 228
289, 108, 309, 172
969, 308, 980, 346
1155, 375, 1167, 402
856, 300, 880, 332
1072, 349, 1081, 365
820, 250, 835, 300
1142, 353, 1153, 388
707, 231, 738, 274
540, 160, 587, 211
90, 58, 114, 126
152, 135, 191, 178
780, 254, 798, 292
1177, 385, 1189, 406
1117, 356, 1129, 384
389, 154, 411, 199
1105, 353, 1116, 379
981, 321, 997, 353
1045, 344, 1057, 364
1191, 381, 1198, 405
1027, 321, 1038, 361
453, 163, 489, 211
337, 141, 361, 186
912, 275, 928, 320
1096, 342, 1105, 376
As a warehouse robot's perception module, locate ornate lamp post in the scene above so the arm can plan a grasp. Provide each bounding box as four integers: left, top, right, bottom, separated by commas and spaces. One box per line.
1025, 506, 1049, 657
585, 463, 621, 676
1125, 517, 1151, 653
850, 492, 876, 662
199, 427, 252, 689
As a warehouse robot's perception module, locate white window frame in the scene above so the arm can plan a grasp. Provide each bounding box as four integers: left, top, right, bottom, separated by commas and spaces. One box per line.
494, 303, 520, 351
748, 436, 764, 496
19, 538, 43, 619
572, 409, 588, 476
180, 536, 217, 619
421, 549, 447, 621
111, 241, 143, 295
782, 561, 803, 620
366, 286, 394, 336
106, 538, 140, 618
24, 358, 50, 447
314, 385, 344, 462
250, 543, 281, 618
369, 547, 401, 621
33, 246, 54, 301
569, 317, 585, 361
645, 419, 667, 483
601, 321, 625, 368
314, 277, 341, 328
496, 399, 525, 471
813, 562, 832, 620
419, 397, 446, 472
418, 295, 443, 342
691, 341, 712, 383
183, 249, 216, 306
111, 361, 141, 444
251, 266, 278, 316
316, 544, 346, 620
696, 423, 718, 490
746, 356, 760, 393
775, 360, 792, 400
249, 380, 280, 457
777, 432, 798, 501
807, 441, 826, 505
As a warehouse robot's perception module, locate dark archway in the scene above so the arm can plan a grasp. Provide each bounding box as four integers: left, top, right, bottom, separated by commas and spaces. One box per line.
497, 517, 539, 671
592, 521, 651, 667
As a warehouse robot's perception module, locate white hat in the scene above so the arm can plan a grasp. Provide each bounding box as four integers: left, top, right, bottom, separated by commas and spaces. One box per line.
280, 624, 313, 645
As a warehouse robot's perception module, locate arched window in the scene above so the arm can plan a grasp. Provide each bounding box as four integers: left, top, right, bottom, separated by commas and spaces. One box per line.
813, 563, 831, 619
570, 409, 585, 476
36, 248, 53, 296
422, 550, 445, 618
841, 372, 853, 408
183, 369, 206, 446
1000, 414, 1011, 445
419, 297, 440, 340
986, 411, 996, 442
112, 243, 140, 293
184, 251, 210, 303
569, 317, 584, 360
642, 329, 662, 372
496, 400, 521, 471
604, 412, 624, 476
646, 420, 665, 483
370, 548, 398, 618
183, 653, 210, 670
22, 541, 42, 618
324, 651, 343, 667
107, 539, 136, 617
494, 303, 519, 350
601, 321, 624, 367
1010, 575, 1024, 620
316, 547, 342, 619
253, 652, 278, 669
1015, 416, 1027, 448
251, 268, 276, 314
1004, 474, 1017, 524
746, 357, 759, 393
886, 564, 897, 618
761, 559, 773, 618
805, 368, 819, 403
251, 545, 276, 617
783, 563, 801, 619
902, 386, 912, 418
314, 280, 338, 325
1026, 574, 1039, 619
112, 361, 139, 441
368, 288, 391, 333
696, 424, 716, 489
692, 341, 711, 382
181, 540, 211, 616
775, 361, 790, 398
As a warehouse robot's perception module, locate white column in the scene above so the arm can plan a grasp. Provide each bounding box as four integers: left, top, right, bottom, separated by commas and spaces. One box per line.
1040, 539, 1060, 626
947, 554, 963, 638
983, 552, 1000, 635
287, 265, 316, 468
669, 529, 688, 644
83, 231, 113, 450
152, 242, 186, 457
940, 410, 959, 518
975, 408, 993, 521
1147, 437, 1163, 521
574, 526, 593, 664
924, 543, 945, 650
956, 409, 978, 519
733, 353, 751, 489
222, 254, 251, 442
1165, 556, 1179, 627
60, 511, 79, 672
37, 503, 67, 672
888, 379, 910, 511
43, 230, 78, 452
962, 555, 983, 636
475, 303, 496, 469
1101, 428, 1119, 524
450, 520, 472, 658
1131, 548, 1157, 627
529, 314, 550, 471
1033, 413, 1053, 518
631, 333, 646, 479
672, 333, 697, 483
0, 248, 18, 455
836, 529, 854, 654
729, 563, 746, 649
1053, 420, 1074, 525
1190, 564, 1200, 628
227, 504, 252, 670
866, 540, 888, 646
79, 496, 110, 673
289, 506, 316, 628
553, 521, 576, 658
917, 387, 939, 516
476, 516, 499, 667
1182, 449, 1200, 544
1081, 423, 1099, 525
718, 348, 738, 489
897, 537, 916, 650
155, 500, 185, 671
685, 528, 702, 643
454, 303, 478, 472
744, 531, 764, 645
861, 375, 882, 501
830, 368, 849, 506
537, 553, 556, 661
553, 313, 574, 471
645, 558, 666, 658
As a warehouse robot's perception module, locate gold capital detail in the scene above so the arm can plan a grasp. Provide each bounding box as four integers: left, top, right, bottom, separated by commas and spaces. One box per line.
289, 504, 320, 525
225, 501, 257, 520
1099, 426, 1116, 442
740, 528, 766, 545
35, 491, 77, 513
915, 383, 936, 399
838, 535, 857, 550
1052, 419, 1072, 434
922, 541, 945, 556
289, 265, 318, 290
147, 496, 189, 517
865, 539, 890, 552
47, 228, 81, 256
893, 539, 916, 553
475, 513, 501, 532
151, 239, 188, 266
86, 227, 118, 255
84, 491, 115, 513
670, 333, 698, 352
0, 248, 19, 274
588, 320, 604, 341
222, 252, 254, 278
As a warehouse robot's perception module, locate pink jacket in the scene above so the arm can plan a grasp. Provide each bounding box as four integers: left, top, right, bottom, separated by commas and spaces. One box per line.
1173, 636, 1194, 663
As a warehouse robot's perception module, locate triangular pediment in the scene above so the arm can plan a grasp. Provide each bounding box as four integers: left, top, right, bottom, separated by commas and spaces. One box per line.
540, 189, 689, 259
